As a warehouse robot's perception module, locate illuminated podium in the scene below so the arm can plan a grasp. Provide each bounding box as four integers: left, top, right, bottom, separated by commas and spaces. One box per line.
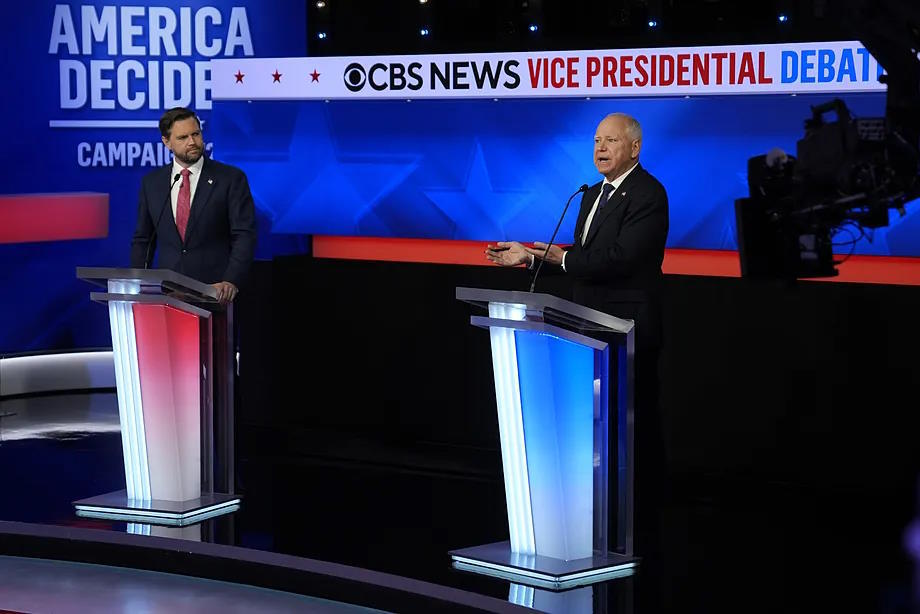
450, 288, 637, 590
73, 268, 240, 525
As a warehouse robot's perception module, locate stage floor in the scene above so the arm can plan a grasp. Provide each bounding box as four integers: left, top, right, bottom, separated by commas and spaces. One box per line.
0, 554, 384, 614
0, 391, 917, 613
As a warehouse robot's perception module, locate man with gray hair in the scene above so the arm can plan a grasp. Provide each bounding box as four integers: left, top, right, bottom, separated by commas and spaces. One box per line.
486, 112, 670, 560
486, 112, 667, 305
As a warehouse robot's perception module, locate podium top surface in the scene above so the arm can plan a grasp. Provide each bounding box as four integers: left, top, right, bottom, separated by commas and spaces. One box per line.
456, 287, 633, 334
77, 267, 219, 303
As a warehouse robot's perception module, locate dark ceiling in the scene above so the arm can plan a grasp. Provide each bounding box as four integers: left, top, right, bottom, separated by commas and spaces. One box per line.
305, 0, 853, 56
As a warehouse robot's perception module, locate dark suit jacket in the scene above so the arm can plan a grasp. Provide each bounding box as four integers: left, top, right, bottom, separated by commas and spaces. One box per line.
563, 163, 669, 348
130, 158, 257, 287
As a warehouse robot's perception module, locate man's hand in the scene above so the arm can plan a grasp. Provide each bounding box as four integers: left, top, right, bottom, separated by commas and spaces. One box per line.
485, 241, 532, 267
525, 242, 565, 266
212, 281, 238, 304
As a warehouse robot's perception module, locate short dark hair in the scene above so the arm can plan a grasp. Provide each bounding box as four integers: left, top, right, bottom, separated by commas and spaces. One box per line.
159, 107, 200, 138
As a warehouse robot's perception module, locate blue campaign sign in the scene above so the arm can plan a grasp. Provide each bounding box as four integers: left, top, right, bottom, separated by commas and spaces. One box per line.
0, 2, 304, 352
209, 91, 918, 254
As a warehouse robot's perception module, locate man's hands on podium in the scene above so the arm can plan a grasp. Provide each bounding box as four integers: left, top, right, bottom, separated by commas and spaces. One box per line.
212, 281, 238, 304
485, 241, 565, 267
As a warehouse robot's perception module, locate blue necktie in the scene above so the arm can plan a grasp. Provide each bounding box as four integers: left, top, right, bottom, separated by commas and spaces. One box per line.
598, 182, 614, 209
581, 182, 616, 246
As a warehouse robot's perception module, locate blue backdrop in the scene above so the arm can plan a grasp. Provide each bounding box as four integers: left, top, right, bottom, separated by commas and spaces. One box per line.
1, 4, 916, 353
210, 92, 918, 253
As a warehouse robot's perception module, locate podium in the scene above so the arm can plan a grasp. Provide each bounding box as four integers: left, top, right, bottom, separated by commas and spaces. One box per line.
73, 268, 240, 525
450, 287, 637, 590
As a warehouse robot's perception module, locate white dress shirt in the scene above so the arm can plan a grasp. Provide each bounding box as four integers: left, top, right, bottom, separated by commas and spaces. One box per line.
561, 162, 639, 271
169, 155, 205, 221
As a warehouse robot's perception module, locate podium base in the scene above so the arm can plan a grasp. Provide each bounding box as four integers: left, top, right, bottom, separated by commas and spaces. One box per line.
450, 541, 637, 591
74, 490, 241, 526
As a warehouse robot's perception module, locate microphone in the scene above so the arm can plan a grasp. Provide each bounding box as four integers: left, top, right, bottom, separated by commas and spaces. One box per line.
529, 183, 589, 293
144, 172, 182, 269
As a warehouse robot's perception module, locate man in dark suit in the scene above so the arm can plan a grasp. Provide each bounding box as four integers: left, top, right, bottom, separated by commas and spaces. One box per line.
485, 112, 669, 559
131, 107, 256, 304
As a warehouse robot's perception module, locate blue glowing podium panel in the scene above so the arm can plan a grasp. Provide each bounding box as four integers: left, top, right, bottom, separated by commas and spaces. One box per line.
453, 287, 635, 589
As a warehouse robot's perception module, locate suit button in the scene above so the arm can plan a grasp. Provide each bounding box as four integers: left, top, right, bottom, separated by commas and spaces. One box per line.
182, 249, 187, 254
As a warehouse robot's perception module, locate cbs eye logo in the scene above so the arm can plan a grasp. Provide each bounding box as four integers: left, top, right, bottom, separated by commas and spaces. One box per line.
343, 63, 367, 91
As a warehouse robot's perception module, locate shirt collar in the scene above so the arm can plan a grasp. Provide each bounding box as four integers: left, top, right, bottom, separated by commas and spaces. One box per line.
603, 161, 639, 191
172, 155, 205, 178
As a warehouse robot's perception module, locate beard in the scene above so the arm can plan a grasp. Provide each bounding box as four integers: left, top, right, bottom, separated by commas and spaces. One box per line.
173, 147, 203, 165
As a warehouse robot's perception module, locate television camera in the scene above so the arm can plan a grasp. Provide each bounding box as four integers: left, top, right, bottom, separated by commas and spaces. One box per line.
735, 0, 920, 279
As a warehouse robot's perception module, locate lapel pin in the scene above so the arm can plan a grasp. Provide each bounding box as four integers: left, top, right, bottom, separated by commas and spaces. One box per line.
207, 178, 213, 184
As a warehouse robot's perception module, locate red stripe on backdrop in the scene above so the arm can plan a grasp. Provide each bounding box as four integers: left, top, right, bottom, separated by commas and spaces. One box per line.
0, 193, 109, 244
808, 255, 920, 286
312, 236, 920, 286
313, 236, 493, 266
